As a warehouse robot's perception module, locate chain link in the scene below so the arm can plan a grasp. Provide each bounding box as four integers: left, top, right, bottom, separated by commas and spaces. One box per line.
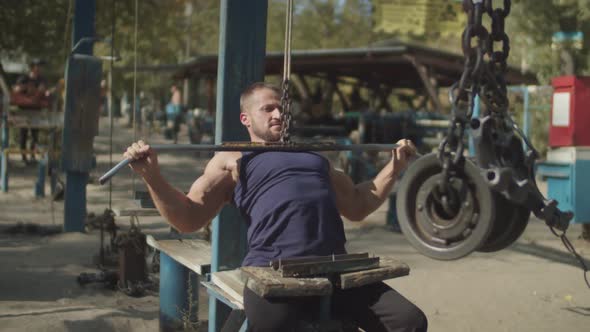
279, 0, 294, 144
279, 78, 293, 143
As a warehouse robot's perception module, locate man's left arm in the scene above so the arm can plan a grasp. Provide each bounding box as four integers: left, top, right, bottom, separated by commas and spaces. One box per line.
330, 139, 416, 221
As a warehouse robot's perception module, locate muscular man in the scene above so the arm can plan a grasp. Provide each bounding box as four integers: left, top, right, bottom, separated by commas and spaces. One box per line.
126, 82, 427, 332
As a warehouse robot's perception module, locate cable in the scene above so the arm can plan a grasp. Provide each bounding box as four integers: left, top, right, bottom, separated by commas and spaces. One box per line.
282, 0, 293, 83
108, 0, 116, 211
62, 0, 74, 61
131, 0, 139, 194
550, 227, 590, 289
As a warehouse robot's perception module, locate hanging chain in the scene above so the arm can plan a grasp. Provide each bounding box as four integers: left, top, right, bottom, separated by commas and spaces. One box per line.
436, 0, 496, 211
279, 0, 294, 143
449, 0, 588, 290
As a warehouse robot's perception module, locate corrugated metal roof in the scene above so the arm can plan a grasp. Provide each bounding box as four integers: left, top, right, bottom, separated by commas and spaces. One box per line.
173, 41, 537, 88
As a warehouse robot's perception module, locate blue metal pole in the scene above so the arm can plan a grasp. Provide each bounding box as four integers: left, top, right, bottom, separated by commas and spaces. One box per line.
63, 0, 95, 232
468, 94, 481, 156
159, 252, 199, 331
1, 110, 8, 192
209, 1, 268, 331
522, 86, 531, 151
35, 153, 47, 198
0, 150, 6, 193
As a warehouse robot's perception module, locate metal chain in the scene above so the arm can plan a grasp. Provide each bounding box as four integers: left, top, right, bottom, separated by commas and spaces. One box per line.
436, 0, 493, 208
550, 227, 590, 289
437, 1, 509, 190
450, 0, 589, 290
279, 0, 294, 143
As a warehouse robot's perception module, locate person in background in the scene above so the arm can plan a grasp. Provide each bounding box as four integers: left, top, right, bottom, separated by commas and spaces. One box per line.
12, 58, 50, 164
165, 84, 184, 143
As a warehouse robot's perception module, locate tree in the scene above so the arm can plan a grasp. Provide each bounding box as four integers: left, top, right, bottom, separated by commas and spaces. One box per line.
0, 0, 72, 79
508, 0, 590, 83
267, 0, 377, 51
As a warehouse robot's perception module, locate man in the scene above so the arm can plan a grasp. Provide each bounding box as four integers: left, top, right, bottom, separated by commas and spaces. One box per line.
165, 84, 183, 142
12, 58, 49, 163
125, 82, 427, 332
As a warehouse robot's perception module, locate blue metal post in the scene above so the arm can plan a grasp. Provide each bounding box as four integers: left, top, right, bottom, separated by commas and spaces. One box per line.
160, 252, 199, 331
0, 150, 6, 193
35, 153, 47, 198
1, 110, 8, 192
522, 86, 531, 151
468, 94, 481, 156
209, 1, 268, 331
63, 0, 95, 232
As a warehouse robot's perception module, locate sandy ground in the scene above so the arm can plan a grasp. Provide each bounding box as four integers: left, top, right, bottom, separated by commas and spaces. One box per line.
0, 117, 589, 332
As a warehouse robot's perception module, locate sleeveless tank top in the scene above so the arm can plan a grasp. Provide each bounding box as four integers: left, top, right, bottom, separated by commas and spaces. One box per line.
233, 151, 347, 266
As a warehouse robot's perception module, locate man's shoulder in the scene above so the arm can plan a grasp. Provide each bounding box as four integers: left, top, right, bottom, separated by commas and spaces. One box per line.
209, 151, 242, 171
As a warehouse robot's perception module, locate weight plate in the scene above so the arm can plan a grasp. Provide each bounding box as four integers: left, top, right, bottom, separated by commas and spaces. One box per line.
396, 153, 495, 260
477, 193, 530, 252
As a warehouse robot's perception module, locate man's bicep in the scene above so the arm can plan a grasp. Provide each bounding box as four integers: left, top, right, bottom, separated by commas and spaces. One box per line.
330, 166, 359, 214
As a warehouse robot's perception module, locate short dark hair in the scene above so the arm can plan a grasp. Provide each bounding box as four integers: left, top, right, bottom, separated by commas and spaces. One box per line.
240, 82, 281, 113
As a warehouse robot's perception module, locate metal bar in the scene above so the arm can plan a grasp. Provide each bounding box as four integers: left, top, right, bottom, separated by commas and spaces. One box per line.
64, 0, 95, 233
269, 253, 370, 270
210, 1, 267, 331
522, 86, 530, 151
279, 257, 380, 278
98, 142, 399, 185
1, 72, 10, 193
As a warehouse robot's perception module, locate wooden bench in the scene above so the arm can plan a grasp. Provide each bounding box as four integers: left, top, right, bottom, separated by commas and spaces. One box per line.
202, 256, 410, 332
131, 202, 410, 331
1, 147, 58, 197
1, 109, 62, 195
145, 234, 212, 330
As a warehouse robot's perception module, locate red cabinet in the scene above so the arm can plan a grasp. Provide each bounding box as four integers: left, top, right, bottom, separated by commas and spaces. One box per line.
550, 76, 590, 147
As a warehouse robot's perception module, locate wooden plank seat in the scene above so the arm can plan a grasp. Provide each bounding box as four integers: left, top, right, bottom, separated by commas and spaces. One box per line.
113, 207, 162, 217
2, 148, 50, 155
146, 234, 212, 276
201, 257, 409, 331
244, 257, 409, 298
6, 109, 64, 129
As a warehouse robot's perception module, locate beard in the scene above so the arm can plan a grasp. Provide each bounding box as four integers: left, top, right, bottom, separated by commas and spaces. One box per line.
251, 122, 282, 142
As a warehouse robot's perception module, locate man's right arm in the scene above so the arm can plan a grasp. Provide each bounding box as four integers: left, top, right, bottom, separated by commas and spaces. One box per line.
127, 141, 236, 233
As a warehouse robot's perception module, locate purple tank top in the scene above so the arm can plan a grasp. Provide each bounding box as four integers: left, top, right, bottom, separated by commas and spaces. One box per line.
233, 151, 347, 267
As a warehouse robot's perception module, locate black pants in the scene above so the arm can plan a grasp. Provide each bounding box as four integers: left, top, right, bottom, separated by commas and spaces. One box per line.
243, 282, 427, 332
20, 128, 39, 157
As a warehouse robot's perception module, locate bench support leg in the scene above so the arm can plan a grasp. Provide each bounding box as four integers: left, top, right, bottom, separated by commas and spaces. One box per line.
160, 252, 200, 331
63, 171, 87, 232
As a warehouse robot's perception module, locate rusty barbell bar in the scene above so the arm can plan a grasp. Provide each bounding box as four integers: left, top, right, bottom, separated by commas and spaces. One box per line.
98, 142, 403, 185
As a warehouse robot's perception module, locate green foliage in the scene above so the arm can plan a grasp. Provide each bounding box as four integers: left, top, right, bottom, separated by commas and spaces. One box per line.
0, 0, 72, 79
508, 0, 590, 83
267, 0, 375, 51
94, 0, 220, 98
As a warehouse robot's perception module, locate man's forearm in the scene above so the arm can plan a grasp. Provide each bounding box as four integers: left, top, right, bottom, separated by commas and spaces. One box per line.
354, 161, 398, 220
143, 173, 208, 233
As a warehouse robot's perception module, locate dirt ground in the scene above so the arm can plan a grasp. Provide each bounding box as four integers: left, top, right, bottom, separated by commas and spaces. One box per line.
0, 117, 589, 332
